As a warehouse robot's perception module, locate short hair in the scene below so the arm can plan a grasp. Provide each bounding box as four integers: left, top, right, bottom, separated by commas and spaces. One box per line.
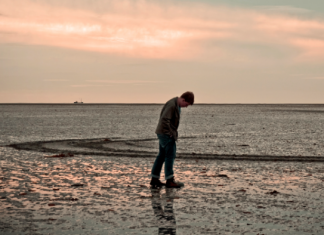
180, 91, 194, 105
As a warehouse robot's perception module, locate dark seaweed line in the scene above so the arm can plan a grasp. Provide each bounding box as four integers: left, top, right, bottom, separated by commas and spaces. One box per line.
7, 140, 324, 162
70, 138, 324, 161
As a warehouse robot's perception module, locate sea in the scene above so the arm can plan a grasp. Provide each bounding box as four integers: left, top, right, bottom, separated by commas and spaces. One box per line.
1, 104, 324, 157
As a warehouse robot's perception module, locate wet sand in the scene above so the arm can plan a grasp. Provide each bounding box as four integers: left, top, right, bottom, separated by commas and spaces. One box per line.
1, 142, 324, 234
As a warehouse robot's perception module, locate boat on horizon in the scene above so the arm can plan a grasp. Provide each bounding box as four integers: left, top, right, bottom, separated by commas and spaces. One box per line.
74, 99, 83, 104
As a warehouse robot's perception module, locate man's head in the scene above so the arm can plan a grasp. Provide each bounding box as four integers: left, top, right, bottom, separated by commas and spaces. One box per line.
178, 91, 194, 108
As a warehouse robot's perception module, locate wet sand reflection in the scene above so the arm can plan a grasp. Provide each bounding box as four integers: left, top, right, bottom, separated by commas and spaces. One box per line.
151, 188, 177, 235
1, 147, 324, 234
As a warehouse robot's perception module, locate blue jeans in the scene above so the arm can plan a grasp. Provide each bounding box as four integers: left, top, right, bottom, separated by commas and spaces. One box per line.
150, 134, 176, 180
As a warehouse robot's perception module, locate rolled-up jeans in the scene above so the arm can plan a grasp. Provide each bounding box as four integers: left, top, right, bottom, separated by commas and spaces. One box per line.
150, 134, 176, 180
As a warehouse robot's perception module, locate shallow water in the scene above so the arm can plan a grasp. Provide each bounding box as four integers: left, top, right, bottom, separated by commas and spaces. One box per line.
1, 104, 324, 234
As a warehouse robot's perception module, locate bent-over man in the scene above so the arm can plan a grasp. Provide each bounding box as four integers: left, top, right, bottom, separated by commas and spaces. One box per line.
150, 91, 194, 188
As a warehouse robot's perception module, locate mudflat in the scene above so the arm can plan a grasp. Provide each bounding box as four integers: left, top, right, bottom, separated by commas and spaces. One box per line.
1, 104, 324, 234
1, 146, 324, 234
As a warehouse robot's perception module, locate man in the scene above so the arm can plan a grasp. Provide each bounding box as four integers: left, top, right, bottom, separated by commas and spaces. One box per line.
150, 91, 194, 188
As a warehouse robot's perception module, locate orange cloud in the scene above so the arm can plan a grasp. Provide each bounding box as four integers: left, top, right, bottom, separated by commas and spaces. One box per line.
290, 38, 324, 58
1, 0, 324, 60
0, 0, 235, 59
87, 80, 163, 84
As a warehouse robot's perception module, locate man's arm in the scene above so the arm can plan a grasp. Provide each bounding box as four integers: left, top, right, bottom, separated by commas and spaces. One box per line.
160, 105, 176, 138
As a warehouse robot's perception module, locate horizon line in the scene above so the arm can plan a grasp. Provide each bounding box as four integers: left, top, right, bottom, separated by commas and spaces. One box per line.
1, 103, 324, 105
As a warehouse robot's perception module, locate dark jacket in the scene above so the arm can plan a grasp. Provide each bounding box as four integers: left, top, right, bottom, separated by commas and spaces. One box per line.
155, 97, 180, 140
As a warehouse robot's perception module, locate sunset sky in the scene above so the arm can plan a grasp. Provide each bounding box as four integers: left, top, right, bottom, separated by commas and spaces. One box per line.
1, 0, 324, 103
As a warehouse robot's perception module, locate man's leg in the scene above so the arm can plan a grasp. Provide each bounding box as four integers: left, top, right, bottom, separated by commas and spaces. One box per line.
164, 139, 176, 180
150, 137, 167, 188
165, 139, 184, 188
151, 143, 165, 179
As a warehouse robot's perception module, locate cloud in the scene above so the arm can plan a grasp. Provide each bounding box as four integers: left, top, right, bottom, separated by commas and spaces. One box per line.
1, 0, 324, 61
86, 80, 163, 84
43, 79, 69, 82
290, 38, 324, 58
253, 5, 312, 14
71, 84, 112, 87
303, 77, 324, 80
70, 79, 163, 87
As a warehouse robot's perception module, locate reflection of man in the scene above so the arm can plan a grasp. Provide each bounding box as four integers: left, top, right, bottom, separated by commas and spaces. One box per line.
151, 188, 176, 235
150, 92, 195, 188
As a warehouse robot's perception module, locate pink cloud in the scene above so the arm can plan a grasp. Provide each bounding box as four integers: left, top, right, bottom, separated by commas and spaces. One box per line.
0, 0, 235, 59
1, 0, 324, 60
290, 38, 324, 57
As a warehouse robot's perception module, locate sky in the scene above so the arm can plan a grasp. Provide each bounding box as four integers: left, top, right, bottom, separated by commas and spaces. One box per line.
1, 0, 324, 103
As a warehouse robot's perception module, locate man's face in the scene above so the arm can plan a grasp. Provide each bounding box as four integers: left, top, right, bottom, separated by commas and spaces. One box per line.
179, 98, 191, 108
